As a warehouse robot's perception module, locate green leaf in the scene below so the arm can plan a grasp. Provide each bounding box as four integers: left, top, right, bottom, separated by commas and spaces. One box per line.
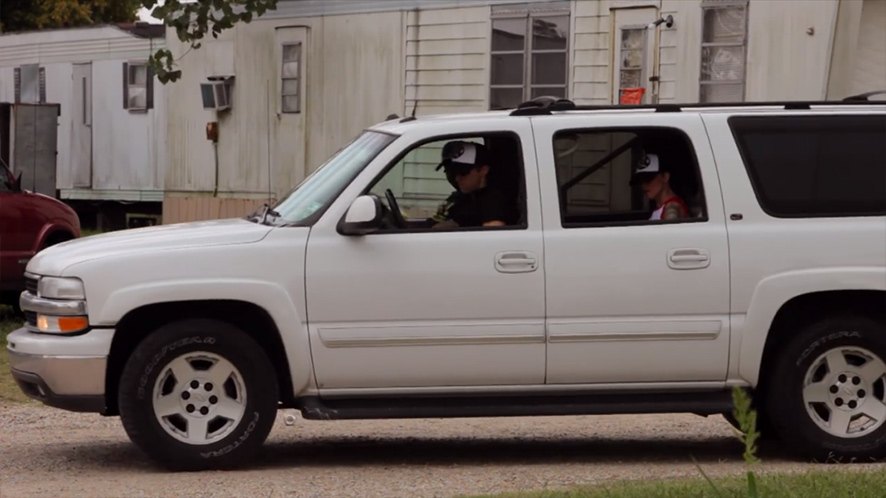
144, 0, 279, 84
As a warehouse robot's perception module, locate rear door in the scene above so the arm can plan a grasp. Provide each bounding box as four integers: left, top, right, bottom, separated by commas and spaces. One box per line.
535, 113, 731, 384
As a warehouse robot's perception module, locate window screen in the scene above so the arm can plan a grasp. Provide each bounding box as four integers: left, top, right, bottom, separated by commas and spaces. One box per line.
730, 115, 886, 217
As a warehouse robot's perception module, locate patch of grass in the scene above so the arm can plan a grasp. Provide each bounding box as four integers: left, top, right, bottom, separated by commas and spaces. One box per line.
0, 304, 31, 403
469, 469, 886, 498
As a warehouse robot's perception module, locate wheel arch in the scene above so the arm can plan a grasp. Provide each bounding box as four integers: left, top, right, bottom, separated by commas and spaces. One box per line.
36, 226, 75, 251
753, 289, 886, 397
738, 268, 886, 386
105, 300, 299, 415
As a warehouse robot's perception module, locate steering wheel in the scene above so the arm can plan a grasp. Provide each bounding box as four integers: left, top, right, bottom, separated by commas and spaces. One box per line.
384, 188, 407, 228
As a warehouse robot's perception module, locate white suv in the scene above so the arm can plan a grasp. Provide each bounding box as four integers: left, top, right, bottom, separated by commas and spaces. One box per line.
8, 99, 886, 470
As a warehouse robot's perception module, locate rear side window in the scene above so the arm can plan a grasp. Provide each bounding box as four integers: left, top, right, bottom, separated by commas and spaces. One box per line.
729, 115, 886, 217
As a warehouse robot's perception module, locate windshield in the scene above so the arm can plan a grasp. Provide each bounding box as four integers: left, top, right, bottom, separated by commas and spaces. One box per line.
270, 130, 397, 225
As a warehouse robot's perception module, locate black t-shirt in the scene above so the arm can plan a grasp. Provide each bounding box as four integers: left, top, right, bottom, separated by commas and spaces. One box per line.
446, 187, 511, 227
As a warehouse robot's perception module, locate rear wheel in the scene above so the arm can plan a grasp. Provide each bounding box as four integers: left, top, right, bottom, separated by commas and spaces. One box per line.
766, 315, 886, 461
118, 319, 278, 470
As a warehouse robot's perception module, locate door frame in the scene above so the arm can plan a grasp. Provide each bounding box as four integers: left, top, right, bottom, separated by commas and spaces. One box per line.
610, 7, 660, 104
71, 62, 92, 188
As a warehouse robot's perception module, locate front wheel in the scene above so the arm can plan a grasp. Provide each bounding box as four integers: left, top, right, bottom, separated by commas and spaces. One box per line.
118, 319, 279, 470
766, 314, 886, 461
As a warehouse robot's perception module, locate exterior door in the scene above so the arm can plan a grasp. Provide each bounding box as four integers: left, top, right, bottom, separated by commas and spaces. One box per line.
71, 63, 92, 188
305, 122, 546, 391
534, 113, 731, 384
611, 8, 658, 104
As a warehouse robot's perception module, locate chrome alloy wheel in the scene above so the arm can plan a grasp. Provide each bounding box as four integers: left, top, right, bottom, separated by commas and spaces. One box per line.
802, 346, 886, 438
151, 351, 247, 445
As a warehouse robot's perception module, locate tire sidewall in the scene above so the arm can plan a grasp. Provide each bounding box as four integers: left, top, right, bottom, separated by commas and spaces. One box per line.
770, 315, 886, 460
119, 319, 278, 470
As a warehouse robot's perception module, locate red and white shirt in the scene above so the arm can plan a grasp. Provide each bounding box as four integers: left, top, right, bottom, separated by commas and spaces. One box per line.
650, 196, 688, 221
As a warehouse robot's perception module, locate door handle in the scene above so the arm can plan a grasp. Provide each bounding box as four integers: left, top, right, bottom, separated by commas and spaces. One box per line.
495, 251, 538, 273
667, 248, 710, 269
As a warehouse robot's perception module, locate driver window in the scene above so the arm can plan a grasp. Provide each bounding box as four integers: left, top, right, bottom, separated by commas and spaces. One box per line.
370, 138, 474, 221
367, 133, 526, 231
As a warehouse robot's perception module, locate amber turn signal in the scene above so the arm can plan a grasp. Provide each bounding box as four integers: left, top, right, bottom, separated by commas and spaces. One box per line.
36, 315, 89, 334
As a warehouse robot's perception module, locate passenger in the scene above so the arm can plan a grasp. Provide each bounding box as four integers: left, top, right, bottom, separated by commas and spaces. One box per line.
630, 153, 688, 221
433, 141, 510, 228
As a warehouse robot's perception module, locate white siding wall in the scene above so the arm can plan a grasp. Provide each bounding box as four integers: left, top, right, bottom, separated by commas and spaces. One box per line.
828, 0, 886, 98
850, 0, 886, 95
658, 0, 701, 103
92, 60, 165, 193
745, 0, 837, 100
0, 68, 13, 102
164, 11, 404, 201
0, 26, 166, 198
405, 6, 490, 114
161, 0, 876, 222
572, 0, 613, 104
573, 1, 674, 104
571, 0, 842, 104
163, 32, 234, 194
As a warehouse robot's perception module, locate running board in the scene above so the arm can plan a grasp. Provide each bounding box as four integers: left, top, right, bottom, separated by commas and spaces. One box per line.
296, 390, 734, 421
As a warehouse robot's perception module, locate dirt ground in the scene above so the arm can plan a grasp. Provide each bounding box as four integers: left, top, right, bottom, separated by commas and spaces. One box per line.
1, 401, 883, 497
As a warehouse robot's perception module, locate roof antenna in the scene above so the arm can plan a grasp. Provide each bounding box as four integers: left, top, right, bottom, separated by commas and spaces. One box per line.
411, 98, 418, 118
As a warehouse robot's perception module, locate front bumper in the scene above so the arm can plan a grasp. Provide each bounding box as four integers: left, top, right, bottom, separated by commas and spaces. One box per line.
6, 327, 114, 412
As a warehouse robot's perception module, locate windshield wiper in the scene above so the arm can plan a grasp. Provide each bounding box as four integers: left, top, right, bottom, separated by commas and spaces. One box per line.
247, 203, 282, 225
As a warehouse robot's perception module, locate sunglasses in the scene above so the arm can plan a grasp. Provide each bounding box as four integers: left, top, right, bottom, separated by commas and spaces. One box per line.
445, 163, 477, 177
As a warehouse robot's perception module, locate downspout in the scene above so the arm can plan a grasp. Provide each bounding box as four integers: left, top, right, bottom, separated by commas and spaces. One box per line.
212, 139, 219, 197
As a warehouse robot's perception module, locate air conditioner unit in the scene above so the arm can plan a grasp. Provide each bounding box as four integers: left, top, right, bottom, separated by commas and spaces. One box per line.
201, 77, 233, 111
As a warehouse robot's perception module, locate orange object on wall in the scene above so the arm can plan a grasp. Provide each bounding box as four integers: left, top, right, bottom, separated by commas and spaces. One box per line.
619, 87, 646, 105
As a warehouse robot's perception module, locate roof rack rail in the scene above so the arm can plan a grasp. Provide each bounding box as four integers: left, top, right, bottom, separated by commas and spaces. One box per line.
509, 98, 885, 116
843, 90, 886, 102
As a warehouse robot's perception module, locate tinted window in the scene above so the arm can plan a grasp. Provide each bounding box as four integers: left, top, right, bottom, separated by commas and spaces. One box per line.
730, 115, 886, 217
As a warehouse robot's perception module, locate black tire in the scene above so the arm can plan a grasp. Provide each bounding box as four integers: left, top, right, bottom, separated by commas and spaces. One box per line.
766, 314, 886, 461
118, 319, 279, 470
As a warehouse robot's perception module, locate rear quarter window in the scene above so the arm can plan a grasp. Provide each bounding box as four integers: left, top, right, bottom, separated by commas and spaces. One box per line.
729, 115, 886, 217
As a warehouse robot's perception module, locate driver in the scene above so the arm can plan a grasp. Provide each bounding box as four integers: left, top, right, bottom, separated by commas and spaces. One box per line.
432, 141, 509, 228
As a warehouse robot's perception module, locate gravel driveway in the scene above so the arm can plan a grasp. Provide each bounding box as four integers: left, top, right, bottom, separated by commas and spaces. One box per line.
1, 400, 883, 497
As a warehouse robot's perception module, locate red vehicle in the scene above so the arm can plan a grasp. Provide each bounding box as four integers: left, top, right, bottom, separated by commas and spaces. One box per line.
0, 162, 80, 308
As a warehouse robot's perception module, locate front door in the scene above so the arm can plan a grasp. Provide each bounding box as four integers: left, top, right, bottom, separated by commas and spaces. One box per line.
611, 8, 658, 104
305, 123, 546, 391
71, 63, 92, 188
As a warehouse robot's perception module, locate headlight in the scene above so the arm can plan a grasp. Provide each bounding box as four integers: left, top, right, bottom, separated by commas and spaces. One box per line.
38, 277, 86, 300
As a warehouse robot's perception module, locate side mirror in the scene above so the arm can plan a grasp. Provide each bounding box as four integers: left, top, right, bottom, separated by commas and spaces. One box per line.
12, 171, 22, 192
338, 195, 383, 235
